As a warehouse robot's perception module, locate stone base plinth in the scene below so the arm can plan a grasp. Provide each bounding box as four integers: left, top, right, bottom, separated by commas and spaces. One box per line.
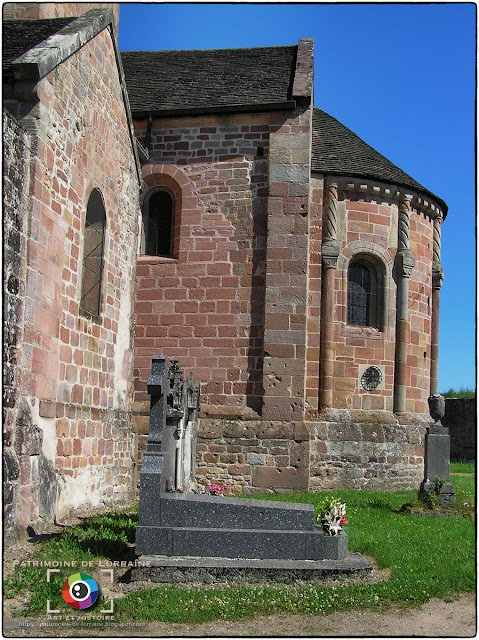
419, 480, 456, 508
131, 553, 372, 583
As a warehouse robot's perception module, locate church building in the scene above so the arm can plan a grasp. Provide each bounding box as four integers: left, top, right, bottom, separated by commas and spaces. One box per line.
3, 3, 447, 542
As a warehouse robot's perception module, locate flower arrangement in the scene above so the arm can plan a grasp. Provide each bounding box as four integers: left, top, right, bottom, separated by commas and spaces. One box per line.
316, 497, 347, 536
198, 483, 225, 496
207, 483, 225, 496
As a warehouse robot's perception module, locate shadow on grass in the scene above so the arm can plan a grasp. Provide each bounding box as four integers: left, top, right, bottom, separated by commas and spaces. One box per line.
26, 509, 139, 561
366, 499, 395, 512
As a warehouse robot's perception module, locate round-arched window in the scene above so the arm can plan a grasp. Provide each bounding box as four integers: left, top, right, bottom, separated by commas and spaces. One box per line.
142, 188, 174, 256
347, 259, 377, 327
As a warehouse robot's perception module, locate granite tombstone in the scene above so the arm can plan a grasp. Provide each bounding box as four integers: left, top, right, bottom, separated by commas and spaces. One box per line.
134, 356, 371, 582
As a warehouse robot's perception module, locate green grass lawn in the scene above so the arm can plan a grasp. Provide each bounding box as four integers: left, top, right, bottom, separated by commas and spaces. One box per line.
4, 464, 475, 624
451, 461, 475, 474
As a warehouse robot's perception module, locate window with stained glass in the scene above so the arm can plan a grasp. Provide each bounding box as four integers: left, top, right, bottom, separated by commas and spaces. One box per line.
347, 261, 373, 327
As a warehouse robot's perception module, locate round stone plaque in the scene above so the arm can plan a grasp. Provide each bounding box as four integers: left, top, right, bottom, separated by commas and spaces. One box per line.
360, 366, 382, 391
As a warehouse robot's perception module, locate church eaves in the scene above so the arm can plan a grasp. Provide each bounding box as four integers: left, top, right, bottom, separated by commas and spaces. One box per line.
121, 45, 298, 117
311, 107, 447, 215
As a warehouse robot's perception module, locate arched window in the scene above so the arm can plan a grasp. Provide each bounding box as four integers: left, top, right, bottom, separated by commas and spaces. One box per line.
141, 188, 174, 256
347, 259, 377, 327
80, 189, 106, 318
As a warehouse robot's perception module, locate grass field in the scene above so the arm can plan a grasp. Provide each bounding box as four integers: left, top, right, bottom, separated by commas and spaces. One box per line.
450, 461, 475, 474
4, 464, 475, 624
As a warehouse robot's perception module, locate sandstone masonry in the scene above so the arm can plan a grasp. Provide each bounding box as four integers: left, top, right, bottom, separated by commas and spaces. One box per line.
3, 6, 141, 541
4, 4, 451, 538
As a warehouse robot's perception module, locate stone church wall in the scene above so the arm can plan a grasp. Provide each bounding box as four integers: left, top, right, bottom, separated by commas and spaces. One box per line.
195, 411, 310, 494
194, 410, 429, 494
131, 105, 438, 493
4, 22, 140, 540
133, 113, 270, 465
134, 113, 269, 410
3, 111, 32, 539
316, 189, 435, 415
309, 410, 429, 490
303, 186, 436, 491
328, 192, 398, 412
181, 183, 437, 493
261, 106, 312, 422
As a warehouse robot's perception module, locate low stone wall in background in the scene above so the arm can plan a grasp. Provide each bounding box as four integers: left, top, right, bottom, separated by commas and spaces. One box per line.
196, 412, 310, 495
310, 409, 429, 490
443, 397, 476, 462
194, 407, 430, 494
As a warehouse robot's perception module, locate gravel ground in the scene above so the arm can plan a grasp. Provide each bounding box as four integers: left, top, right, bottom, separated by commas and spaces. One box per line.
3, 593, 476, 637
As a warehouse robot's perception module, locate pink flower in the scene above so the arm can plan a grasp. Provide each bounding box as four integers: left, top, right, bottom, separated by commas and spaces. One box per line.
208, 483, 225, 495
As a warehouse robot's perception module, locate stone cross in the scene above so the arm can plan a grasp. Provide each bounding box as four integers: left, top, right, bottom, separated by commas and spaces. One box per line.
138, 356, 200, 529
164, 360, 200, 492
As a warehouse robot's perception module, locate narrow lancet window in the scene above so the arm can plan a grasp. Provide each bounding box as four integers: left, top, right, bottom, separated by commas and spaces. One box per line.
80, 189, 106, 317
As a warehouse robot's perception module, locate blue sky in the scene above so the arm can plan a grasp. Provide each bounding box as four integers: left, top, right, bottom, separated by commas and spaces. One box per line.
119, 3, 476, 393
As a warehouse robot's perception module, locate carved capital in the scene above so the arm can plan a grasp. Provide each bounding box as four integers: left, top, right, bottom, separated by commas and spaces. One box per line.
321, 240, 340, 269
395, 249, 415, 278
325, 177, 339, 189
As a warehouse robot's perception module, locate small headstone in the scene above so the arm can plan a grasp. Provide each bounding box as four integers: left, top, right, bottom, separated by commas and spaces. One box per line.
419, 395, 456, 508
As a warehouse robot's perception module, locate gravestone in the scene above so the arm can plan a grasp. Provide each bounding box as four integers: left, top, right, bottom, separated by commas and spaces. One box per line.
133, 355, 371, 582
162, 359, 199, 492
419, 394, 456, 507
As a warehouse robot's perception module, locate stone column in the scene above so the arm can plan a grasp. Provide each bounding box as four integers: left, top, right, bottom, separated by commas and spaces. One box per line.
393, 196, 415, 413
430, 215, 444, 397
319, 180, 340, 409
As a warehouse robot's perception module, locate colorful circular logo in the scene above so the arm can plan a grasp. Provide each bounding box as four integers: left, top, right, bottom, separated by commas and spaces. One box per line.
62, 573, 99, 610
